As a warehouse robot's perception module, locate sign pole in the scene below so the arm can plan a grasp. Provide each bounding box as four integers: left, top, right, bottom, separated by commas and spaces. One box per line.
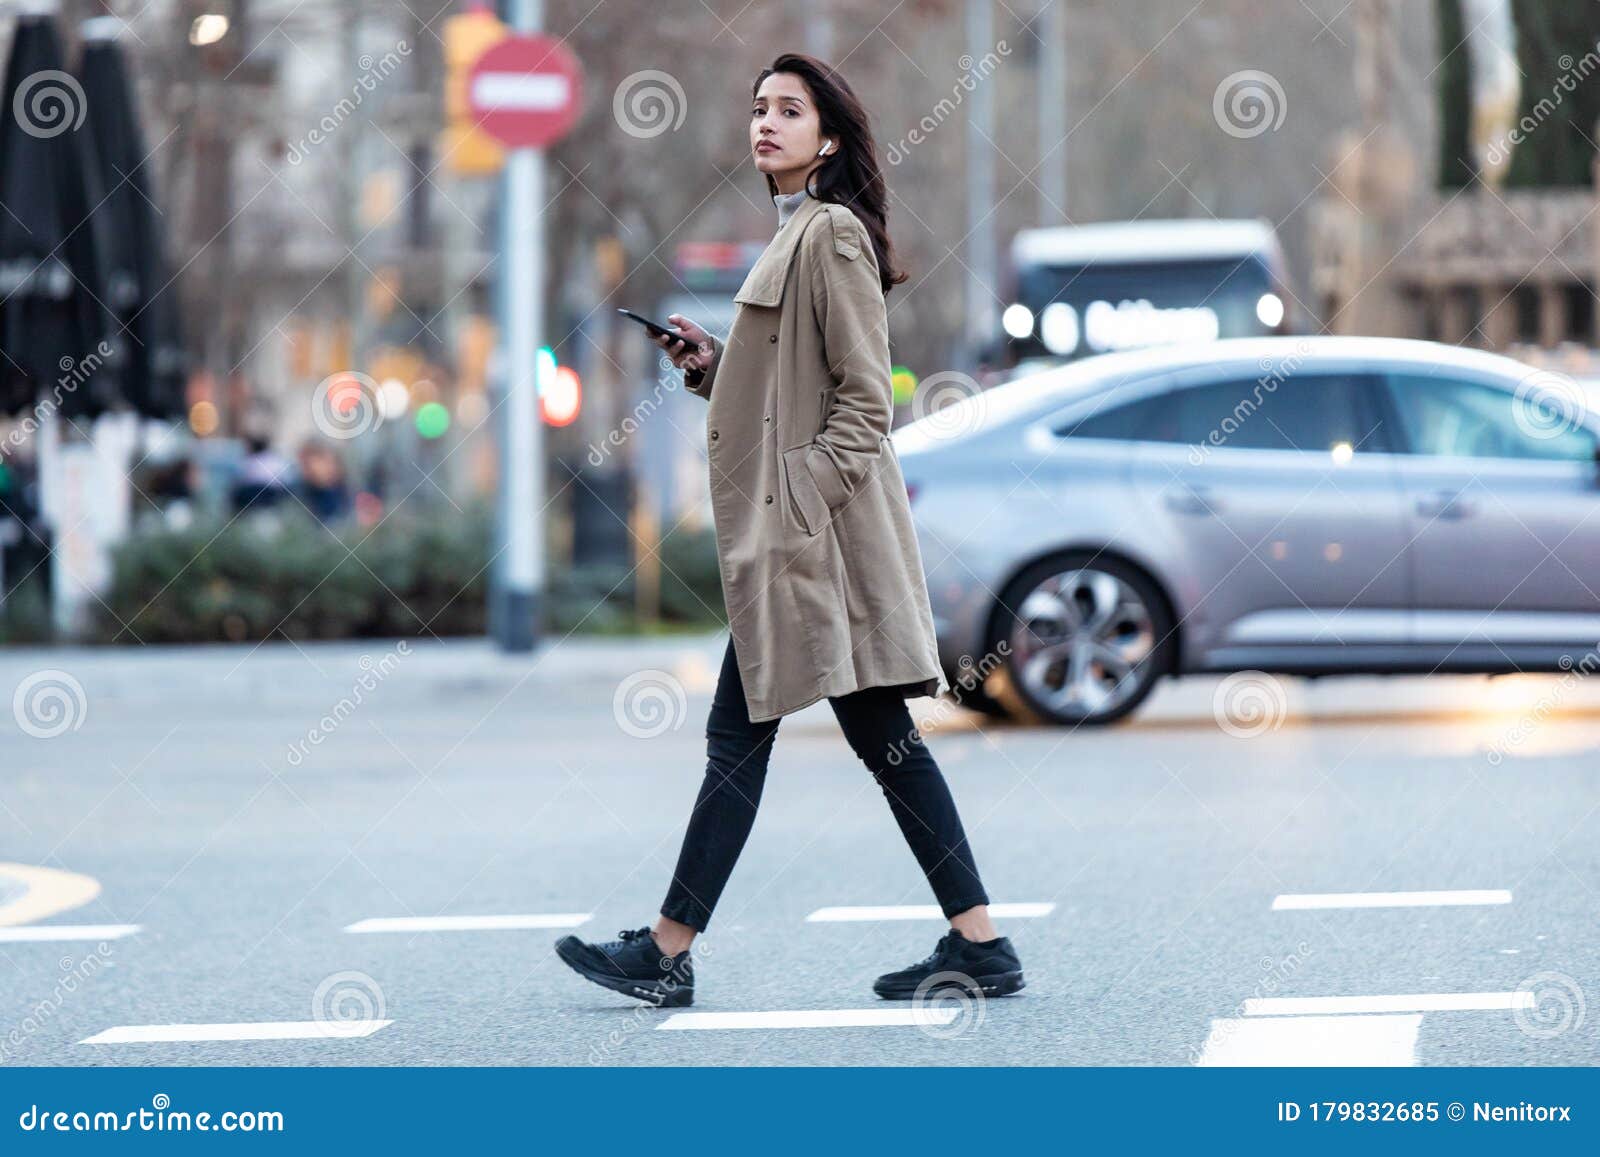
494, 0, 545, 652
499, 122, 543, 651
471, 9, 580, 652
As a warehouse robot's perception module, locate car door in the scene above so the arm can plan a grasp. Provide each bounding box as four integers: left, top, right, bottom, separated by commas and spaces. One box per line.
1127, 362, 1410, 663
1377, 369, 1600, 649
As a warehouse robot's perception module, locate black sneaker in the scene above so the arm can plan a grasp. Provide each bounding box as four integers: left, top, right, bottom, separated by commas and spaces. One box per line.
873, 928, 1025, 1000
554, 926, 694, 1007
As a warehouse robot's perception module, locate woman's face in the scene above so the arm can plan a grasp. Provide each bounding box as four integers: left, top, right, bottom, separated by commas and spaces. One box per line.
751, 72, 832, 182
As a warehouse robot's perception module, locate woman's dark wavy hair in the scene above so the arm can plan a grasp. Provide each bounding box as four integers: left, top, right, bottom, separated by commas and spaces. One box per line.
753, 53, 908, 296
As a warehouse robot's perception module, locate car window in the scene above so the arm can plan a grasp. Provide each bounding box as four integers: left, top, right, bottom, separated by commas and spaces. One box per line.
1053, 390, 1177, 441
1056, 371, 1388, 452
1383, 373, 1598, 462
1172, 373, 1388, 452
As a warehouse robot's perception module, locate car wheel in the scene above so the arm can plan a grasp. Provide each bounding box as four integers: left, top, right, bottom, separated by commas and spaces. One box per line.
987, 553, 1174, 726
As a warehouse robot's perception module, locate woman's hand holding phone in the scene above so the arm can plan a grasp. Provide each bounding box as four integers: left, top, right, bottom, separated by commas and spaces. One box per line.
655, 314, 713, 372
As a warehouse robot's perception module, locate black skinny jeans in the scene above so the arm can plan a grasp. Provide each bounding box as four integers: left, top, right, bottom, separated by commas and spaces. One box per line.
659, 636, 991, 932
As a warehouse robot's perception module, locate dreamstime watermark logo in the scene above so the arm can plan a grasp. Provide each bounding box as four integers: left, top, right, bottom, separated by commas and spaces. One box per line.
1191, 940, 1313, 1063
13, 669, 88, 739
587, 938, 714, 1063
0, 941, 114, 1063
887, 641, 1012, 766
311, 970, 387, 1036
13, 69, 86, 139
285, 41, 411, 164
1485, 647, 1598, 766
16, 1093, 284, 1134
1512, 369, 1588, 442
1212, 69, 1286, 139
912, 973, 987, 1039
910, 371, 987, 441
613, 70, 687, 139
1513, 970, 1585, 1040
1212, 671, 1288, 737
1, 341, 116, 461
1484, 48, 1600, 169
285, 641, 411, 767
587, 353, 688, 466
1188, 340, 1313, 464
612, 669, 688, 738
948, 642, 1012, 706
312, 371, 383, 440
884, 41, 1011, 165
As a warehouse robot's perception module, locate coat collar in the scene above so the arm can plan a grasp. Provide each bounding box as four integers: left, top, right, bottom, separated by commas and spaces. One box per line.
732, 192, 831, 307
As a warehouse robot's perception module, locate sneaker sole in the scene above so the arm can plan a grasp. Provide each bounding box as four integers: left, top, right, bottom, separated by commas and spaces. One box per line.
554, 938, 694, 1008
873, 970, 1025, 1001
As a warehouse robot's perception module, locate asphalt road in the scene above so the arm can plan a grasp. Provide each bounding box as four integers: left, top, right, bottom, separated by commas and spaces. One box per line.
2, 633, 1596, 1066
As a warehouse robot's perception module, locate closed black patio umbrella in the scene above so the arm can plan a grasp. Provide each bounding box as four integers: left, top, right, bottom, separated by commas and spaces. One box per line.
0, 9, 122, 420
76, 15, 186, 420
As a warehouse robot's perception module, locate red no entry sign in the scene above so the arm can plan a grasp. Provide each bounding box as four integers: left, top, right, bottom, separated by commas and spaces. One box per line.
467, 34, 584, 149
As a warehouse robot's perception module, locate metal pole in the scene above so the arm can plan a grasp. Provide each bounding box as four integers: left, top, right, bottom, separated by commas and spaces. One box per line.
964, 0, 996, 370
492, 0, 545, 651
1038, 0, 1067, 225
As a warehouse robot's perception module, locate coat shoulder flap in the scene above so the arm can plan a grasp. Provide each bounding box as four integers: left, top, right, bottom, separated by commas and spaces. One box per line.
820, 203, 864, 260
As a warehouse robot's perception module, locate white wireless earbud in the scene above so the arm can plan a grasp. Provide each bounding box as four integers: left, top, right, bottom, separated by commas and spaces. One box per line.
817, 141, 833, 157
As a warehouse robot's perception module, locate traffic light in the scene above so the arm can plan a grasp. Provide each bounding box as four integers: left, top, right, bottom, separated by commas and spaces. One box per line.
441, 3, 507, 177
539, 348, 580, 427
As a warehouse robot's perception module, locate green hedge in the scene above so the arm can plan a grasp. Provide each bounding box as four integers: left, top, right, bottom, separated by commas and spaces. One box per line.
0, 581, 51, 645
87, 504, 725, 644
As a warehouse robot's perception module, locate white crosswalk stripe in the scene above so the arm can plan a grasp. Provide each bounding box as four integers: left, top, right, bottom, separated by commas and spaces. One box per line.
805, 902, 1055, 922
658, 1009, 958, 1031
1196, 1014, 1422, 1066
344, 913, 590, 933
0, 924, 141, 942
1271, 890, 1512, 910
81, 1020, 393, 1044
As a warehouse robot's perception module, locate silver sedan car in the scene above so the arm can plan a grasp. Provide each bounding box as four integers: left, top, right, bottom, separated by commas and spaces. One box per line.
894, 336, 1600, 725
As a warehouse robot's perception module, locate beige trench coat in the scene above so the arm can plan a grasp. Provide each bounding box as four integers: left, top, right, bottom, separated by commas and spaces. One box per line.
684, 193, 949, 722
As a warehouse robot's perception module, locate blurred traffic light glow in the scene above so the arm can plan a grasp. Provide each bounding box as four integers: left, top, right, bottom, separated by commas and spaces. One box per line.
188, 400, 218, 436
541, 366, 581, 426
415, 401, 451, 439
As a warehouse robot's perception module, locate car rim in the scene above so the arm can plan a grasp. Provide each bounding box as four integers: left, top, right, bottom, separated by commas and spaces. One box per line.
1007, 568, 1156, 717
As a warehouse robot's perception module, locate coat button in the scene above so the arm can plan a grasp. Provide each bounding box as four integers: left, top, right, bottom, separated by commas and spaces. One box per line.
763, 415, 771, 422
765, 494, 773, 504
709, 429, 719, 440
768, 334, 778, 344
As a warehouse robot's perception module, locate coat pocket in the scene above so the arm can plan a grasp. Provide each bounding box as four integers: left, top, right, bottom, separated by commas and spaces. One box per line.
781, 444, 831, 537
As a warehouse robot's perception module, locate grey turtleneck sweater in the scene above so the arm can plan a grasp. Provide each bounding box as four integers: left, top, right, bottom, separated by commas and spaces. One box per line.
773, 187, 810, 231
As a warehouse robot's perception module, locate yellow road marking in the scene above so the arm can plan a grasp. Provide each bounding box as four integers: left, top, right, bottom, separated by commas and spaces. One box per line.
0, 863, 102, 927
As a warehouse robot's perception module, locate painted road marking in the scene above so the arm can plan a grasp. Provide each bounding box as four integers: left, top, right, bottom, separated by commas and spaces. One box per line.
81, 1020, 393, 1044
1197, 1014, 1421, 1066
805, 902, 1056, 922
343, 913, 591, 934
1244, 992, 1533, 1016
658, 1009, 958, 1031
1271, 890, 1512, 911
0, 863, 101, 927
0, 924, 140, 942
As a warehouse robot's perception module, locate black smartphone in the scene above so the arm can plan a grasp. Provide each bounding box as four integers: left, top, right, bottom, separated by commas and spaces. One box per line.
616, 308, 683, 342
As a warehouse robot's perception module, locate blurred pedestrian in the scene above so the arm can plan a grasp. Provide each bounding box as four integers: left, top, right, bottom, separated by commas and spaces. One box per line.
295, 440, 351, 523
556, 54, 1023, 1009
229, 431, 294, 515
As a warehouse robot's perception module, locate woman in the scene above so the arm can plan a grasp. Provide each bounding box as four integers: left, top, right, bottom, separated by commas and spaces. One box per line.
556, 53, 1023, 1009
